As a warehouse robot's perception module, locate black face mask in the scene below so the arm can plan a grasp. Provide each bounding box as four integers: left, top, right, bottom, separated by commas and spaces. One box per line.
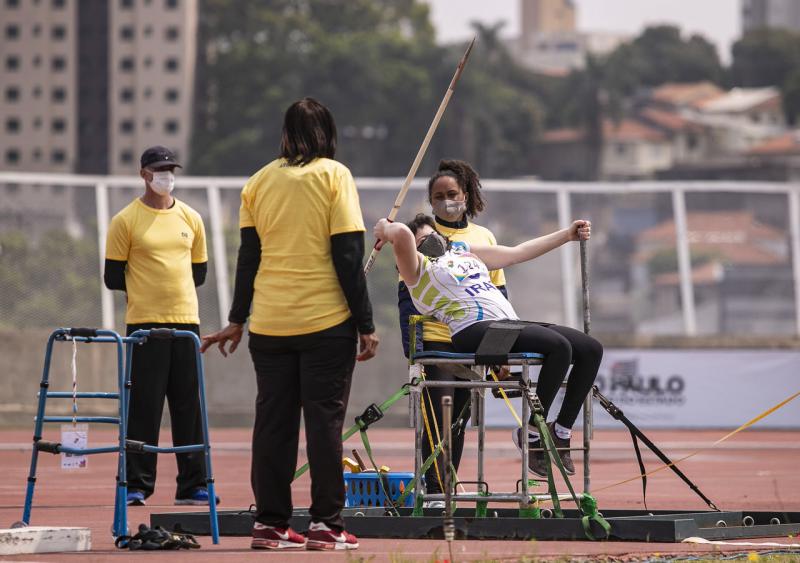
416, 232, 448, 258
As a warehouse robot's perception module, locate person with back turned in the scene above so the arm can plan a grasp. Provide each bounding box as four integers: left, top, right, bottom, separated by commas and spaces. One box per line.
201, 98, 379, 551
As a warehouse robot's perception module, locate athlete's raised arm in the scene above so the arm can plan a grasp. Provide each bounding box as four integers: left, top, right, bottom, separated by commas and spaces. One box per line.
373, 218, 423, 285
470, 220, 591, 271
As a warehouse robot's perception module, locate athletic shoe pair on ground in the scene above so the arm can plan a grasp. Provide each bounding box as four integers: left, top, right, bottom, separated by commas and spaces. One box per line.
251, 521, 359, 551
126, 487, 220, 506
513, 421, 576, 477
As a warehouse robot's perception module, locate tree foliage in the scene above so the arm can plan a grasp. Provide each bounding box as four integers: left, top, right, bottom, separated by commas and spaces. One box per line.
730, 28, 800, 123
602, 25, 724, 97
191, 0, 543, 178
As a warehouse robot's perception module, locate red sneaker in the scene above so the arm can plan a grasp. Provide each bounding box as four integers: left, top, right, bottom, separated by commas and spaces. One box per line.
251, 524, 307, 550
306, 521, 359, 550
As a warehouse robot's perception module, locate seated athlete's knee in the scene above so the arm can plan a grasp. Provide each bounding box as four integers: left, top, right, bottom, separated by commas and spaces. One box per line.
585, 336, 603, 361
551, 335, 573, 363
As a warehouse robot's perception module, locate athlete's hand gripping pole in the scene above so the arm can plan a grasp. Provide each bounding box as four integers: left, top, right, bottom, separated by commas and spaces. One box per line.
364, 37, 476, 275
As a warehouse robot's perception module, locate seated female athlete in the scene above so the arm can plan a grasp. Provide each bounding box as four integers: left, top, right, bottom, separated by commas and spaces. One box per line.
373, 216, 603, 477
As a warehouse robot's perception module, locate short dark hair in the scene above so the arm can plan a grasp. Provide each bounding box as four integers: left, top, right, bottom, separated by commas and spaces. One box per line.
279, 97, 337, 166
427, 159, 486, 218
406, 213, 437, 235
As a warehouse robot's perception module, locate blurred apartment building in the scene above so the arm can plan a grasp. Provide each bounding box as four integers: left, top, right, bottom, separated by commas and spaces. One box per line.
535, 82, 800, 181
0, 0, 197, 175
509, 0, 627, 74
742, 0, 800, 33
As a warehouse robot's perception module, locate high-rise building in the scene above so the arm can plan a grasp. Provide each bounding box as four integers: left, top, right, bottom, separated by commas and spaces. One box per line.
512, 0, 626, 74
520, 0, 576, 39
742, 0, 800, 33
0, 0, 197, 174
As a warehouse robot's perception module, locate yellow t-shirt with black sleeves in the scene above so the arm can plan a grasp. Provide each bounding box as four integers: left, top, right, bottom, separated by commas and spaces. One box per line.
239, 157, 366, 336
105, 198, 207, 325
420, 221, 507, 343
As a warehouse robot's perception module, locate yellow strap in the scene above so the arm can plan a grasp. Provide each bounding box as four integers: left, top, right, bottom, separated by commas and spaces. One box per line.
489, 369, 524, 428
594, 389, 800, 495
419, 366, 465, 493
419, 384, 445, 493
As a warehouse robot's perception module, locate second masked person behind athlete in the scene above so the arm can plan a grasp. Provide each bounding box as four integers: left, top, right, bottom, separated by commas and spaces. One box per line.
397, 159, 509, 506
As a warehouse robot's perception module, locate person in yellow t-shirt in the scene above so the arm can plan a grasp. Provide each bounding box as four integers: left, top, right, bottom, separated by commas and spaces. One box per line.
397, 159, 509, 504
200, 98, 378, 552
103, 146, 215, 508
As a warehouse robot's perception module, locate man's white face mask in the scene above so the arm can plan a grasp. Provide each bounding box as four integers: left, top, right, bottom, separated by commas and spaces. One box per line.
150, 170, 175, 195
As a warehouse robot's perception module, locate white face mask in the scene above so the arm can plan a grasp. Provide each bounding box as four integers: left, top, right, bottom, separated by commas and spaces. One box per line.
432, 199, 467, 222
150, 170, 175, 195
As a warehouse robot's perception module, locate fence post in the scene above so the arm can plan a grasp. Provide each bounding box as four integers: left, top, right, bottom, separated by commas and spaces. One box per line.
207, 185, 231, 329
788, 189, 800, 337
672, 188, 697, 336
95, 181, 115, 329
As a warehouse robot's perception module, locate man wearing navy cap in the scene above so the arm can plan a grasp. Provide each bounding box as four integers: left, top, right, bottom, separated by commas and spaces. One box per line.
104, 146, 218, 506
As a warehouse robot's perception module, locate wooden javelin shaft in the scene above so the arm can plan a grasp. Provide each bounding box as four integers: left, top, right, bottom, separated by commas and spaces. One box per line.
363, 37, 476, 275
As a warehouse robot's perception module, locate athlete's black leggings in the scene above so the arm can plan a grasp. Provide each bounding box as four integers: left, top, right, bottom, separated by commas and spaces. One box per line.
452, 320, 603, 428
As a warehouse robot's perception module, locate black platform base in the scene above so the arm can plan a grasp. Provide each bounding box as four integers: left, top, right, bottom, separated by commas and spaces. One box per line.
151, 508, 800, 542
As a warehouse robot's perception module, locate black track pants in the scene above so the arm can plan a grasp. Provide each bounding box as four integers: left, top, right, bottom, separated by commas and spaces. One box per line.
248, 320, 357, 531
125, 323, 207, 500
452, 321, 603, 428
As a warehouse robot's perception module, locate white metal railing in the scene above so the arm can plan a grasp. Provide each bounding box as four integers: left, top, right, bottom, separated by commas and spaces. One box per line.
2, 171, 799, 336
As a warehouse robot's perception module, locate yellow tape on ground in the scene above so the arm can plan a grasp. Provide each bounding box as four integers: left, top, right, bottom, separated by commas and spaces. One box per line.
594, 389, 800, 495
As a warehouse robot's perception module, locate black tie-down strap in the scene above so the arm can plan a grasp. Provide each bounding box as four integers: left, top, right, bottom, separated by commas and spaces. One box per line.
474, 321, 532, 365
592, 386, 719, 511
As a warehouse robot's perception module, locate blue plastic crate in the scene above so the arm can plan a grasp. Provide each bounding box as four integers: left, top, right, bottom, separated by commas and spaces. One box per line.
343, 471, 415, 508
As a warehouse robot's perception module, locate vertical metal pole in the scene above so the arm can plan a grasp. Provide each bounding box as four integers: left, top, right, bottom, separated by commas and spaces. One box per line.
788, 190, 800, 336
187, 331, 220, 544
115, 332, 128, 538
476, 388, 485, 486
206, 185, 231, 329
557, 190, 578, 328
520, 363, 530, 505
579, 239, 592, 493
22, 330, 60, 525
441, 396, 454, 542
414, 384, 424, 504
95, 182, 115, 329
672, 188, 697, 336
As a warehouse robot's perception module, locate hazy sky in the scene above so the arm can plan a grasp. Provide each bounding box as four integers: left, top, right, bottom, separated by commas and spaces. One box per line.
424, 0, 741, 62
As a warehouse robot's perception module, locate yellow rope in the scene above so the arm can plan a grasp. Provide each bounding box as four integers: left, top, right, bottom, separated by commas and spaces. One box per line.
419, 365, 465, 494
489, 369, 524, 428
419, 381, 445, 493
593, 389, 800, 494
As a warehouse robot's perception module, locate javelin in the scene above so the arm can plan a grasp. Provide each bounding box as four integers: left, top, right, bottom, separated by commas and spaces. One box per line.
364, 37, 476, 275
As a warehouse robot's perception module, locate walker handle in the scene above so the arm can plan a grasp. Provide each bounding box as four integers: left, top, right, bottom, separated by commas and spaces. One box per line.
68, 328, 99, 338
148, 328, 177, 339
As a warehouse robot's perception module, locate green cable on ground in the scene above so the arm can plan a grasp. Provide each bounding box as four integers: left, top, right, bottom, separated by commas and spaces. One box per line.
293, 384, 413, 481
357, 423, 400, 516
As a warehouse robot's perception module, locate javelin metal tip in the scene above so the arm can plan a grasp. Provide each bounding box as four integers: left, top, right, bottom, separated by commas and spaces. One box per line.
462, 36, 476, 62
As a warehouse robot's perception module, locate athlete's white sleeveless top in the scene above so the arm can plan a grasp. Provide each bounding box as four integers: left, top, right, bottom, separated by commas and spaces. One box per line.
406, 242, 518, 335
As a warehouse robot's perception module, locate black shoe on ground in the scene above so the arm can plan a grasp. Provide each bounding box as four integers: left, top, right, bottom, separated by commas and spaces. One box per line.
547, 422, 575, 476
512, 427, 549, 477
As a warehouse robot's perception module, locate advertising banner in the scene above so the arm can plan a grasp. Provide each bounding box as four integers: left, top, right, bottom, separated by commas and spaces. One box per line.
484, 349, 800, 429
